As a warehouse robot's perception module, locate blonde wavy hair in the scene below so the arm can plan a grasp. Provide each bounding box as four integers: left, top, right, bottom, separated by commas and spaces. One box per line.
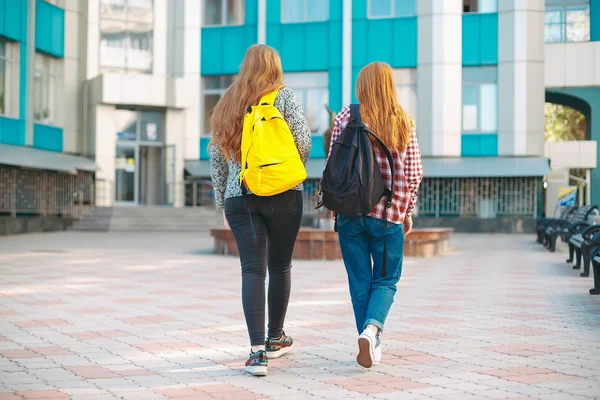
209, 44, 284, 162
356, 62, 413, 152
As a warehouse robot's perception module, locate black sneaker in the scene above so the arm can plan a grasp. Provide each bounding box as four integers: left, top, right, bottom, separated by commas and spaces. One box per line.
244, 349, 267, 376
265, 331, 294, 359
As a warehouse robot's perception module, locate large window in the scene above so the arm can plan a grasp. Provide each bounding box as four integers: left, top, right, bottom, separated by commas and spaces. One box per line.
204, 0, 245, 26
33, 54, 56, 125
545, 0, 590, 43
463, 0, 497, 13
462, 67, 497, 133
393, 69, 417, 120
284, 72, 329, 135
368, 0, 417, 18
282, 0, 329, 23
202, 75, 235, 135
100, 0, 154, 73
0, 39, 14, 117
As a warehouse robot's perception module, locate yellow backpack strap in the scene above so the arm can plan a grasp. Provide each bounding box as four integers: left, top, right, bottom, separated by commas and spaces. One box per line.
259, 89, 280, 105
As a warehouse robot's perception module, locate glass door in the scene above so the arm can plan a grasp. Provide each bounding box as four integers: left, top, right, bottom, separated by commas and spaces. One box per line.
163, 144, 175, 205
115, 144, 138, 204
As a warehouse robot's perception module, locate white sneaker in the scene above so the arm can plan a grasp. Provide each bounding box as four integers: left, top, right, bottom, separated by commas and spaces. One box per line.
373, 345, 382, 365
357, 329, 377, 368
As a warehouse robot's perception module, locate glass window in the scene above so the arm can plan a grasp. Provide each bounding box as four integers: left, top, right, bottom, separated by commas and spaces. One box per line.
282, 0, 329, 23
393, 69, 417, 120
462, 67, 497, 133
369, 0, 416, 18
204, 0, 245, 26
0, 39, 13, 117
34, 53, 56, 125
140, 111, 163, 142
544, 0, 590, 43
100, 0, 154, 73
463, 0, 498, 13
202, 75, 235, 135
284, 72, 329, 135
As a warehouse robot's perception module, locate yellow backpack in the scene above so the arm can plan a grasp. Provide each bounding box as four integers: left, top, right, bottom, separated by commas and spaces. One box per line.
239, 89, 307, 197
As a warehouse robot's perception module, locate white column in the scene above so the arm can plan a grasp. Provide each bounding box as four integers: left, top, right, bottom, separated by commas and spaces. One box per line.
62, 0, 88, 154
153, 0, 167, 77
25, 0, 36, 146
417, 0, 462, 157
258, 0, 266, 44
342, 0, 352, 107
86, 0, 100, 80
498, 1, 545, 156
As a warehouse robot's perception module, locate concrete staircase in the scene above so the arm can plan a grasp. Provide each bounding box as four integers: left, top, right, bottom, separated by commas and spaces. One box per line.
70, 206, 222, 232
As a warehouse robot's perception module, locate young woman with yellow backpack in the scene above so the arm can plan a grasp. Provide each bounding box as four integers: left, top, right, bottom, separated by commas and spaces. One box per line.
209, 44, 311, 376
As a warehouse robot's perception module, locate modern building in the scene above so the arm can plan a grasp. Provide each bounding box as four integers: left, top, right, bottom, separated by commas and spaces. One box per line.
0, 0, 599, 228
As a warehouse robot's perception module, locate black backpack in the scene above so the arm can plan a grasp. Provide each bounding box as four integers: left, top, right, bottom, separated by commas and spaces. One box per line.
320, 104, 395, 218
319, 104, 395, 276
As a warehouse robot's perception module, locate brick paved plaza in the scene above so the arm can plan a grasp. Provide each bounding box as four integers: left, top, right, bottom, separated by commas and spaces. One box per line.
0, 232, 599, 400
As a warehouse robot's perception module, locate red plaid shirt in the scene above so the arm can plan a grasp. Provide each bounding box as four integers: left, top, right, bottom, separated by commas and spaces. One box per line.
327, 105, 424, 225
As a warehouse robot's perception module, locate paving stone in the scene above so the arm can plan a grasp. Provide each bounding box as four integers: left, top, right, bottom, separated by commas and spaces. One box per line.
1, 232, 600, 399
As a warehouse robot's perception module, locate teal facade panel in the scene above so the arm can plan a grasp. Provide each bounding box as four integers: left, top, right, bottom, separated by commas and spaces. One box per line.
462, 13, 498, 66
461, 134, 498, 157
592, 0, 600, 41
33, 124, 63, 152
264, 0, 343, 125
0, 116, 25, 146
35, 0, 64, 58
201, 26, 257, 75
351, 5, 418, 100
310, 135, 326, 159
0, 0, 25, 41
200, 137, 210, 160
201, 0, 258, 75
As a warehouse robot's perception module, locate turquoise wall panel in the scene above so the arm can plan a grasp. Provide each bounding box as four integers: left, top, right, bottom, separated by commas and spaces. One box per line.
200, 137, 210, 160
592, 0, 600, 41
33, 124, 63, 152
352, 18, 417, 69
310, 135, 326, 158
0, 0, 25, 42
463, 13, 498, 66
245, 0, 258, 25
0, 116, 25, 146
328, 68, 342, 113
461, 134, 498, 157
201, 26, 257, 75
35, 0, 64, 58
352, 16, 417, 99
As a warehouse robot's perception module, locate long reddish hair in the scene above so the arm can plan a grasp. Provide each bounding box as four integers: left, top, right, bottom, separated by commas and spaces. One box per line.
356, 62, 413, 152
209, 44, 284, 162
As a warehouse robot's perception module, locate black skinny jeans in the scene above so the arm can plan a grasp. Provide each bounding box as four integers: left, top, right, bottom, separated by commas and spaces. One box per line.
225, 190, 303, 346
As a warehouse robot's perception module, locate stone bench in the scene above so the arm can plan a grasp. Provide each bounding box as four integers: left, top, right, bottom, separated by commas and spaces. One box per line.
210, 227, 453, 260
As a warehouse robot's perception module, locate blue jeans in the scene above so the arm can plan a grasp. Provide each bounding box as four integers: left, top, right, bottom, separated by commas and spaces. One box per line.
337, 215, 405, 334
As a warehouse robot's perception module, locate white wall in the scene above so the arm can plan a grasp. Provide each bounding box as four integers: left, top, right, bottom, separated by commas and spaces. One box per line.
545, 42, 600, 88
544, 140, 598, 169
166, 109, 186, 207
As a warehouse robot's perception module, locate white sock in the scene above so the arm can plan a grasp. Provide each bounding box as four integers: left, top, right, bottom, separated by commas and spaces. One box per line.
251, 345, 265, 353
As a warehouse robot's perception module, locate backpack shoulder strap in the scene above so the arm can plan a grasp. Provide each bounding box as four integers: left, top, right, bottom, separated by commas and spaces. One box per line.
350, 104, 361, 123
259, 89, 280, 106
366, 130, 395, 207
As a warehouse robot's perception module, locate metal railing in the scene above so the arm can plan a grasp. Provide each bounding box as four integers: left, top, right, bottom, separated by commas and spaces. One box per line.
183, 179, 323, 217
0, 166, 94, 218
417, 177, 538, 218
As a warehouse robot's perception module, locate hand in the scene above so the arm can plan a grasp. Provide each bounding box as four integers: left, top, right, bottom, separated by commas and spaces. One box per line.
223, 210, 231, 230
404, 216, 413, 235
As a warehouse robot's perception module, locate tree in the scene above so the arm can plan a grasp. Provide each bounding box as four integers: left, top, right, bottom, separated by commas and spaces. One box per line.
544, 103, 586, 142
